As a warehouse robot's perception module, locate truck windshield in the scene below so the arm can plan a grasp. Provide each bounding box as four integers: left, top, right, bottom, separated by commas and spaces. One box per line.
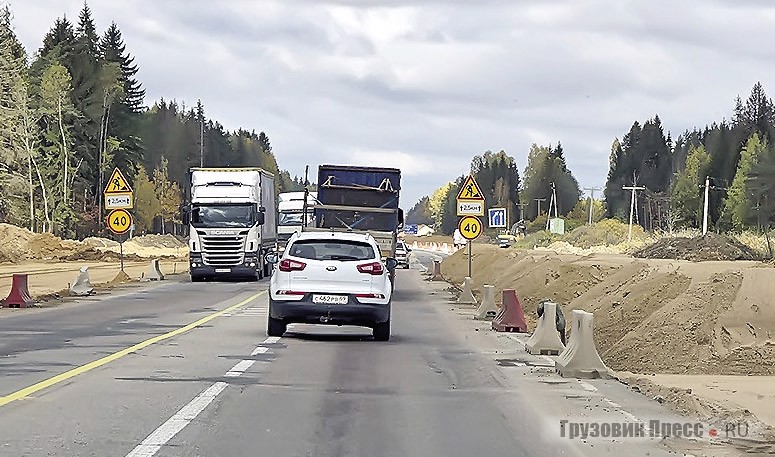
278, 212, 304, 226
192, 205, 254, 228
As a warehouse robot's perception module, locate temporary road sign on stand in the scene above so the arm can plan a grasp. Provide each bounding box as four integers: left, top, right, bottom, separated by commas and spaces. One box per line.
456, 175, 485, 216
107, 208, 133, 235
104, 167, 134, 209
488, 208, 507, 228
458, 216, 483, 240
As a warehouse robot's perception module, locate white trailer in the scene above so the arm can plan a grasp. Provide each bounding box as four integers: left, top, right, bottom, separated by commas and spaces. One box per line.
187, 167, 277, 281
277, 191, 317, 248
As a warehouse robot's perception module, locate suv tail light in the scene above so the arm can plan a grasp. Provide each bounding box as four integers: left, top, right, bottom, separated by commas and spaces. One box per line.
357, 262, 384, 275
279, 259, 306, 272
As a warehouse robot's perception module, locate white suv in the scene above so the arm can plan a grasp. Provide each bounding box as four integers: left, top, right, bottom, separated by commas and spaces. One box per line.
266, 231, 397, 341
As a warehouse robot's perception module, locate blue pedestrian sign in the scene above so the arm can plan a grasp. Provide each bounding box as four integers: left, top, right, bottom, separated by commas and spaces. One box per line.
404, 224, 418, 235
488, 208, 507, 228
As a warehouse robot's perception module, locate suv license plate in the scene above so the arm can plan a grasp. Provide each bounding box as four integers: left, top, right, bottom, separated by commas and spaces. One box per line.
215, 268, 231, 273
312, 294, 348, 305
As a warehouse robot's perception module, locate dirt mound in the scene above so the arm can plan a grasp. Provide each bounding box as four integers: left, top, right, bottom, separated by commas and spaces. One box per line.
633, 233, 762, 261
83, 237, 120, 249
0, 223, 109, 263
564, 219, 648, 248
442, 244, 775, 376
129, 234, 186, 249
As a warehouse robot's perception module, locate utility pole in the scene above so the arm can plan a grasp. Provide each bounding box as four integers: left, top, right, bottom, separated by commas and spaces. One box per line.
623, 183, 645, 241
583, 187, 602, 225
534, 198, 546, 220
199, 116, 204, 167
545, 182, 558, 231
702, 176, 710, 235
517, 202, 529, 221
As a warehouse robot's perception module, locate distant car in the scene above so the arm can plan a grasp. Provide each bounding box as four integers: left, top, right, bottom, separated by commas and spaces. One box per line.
395, 241, 412, 269
266, 231, 398, 341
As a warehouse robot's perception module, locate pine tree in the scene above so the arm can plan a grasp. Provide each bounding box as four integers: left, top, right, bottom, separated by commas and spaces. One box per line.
99, 22, 144, 177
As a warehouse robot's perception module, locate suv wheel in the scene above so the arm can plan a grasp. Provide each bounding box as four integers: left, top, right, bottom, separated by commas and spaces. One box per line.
267, 316, 286, 337
373, 319, 390, 341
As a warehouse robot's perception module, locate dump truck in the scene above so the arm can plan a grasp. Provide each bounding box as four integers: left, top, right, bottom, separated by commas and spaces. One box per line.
186, 167, 277, 282
309, 165, 403, 275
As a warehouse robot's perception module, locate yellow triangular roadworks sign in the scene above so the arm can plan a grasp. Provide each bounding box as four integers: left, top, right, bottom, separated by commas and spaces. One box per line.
104, 167, 132, 194
456, 175, 484, 201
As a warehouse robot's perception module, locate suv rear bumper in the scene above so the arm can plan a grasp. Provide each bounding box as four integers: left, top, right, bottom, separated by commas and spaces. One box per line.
270, 297, 390, 326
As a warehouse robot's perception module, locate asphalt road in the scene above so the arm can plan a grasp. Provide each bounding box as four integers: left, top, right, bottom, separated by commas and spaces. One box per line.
0, 253, 731, 457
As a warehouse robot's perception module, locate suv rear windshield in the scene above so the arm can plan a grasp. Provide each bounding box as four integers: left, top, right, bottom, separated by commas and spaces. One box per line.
288, 240, 376, 261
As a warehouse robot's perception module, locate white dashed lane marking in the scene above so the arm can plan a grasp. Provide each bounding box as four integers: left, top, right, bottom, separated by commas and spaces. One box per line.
124, 337, 281, 457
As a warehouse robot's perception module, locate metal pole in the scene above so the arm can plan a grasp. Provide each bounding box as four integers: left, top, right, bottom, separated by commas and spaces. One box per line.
467, 240, 472, 278
120, 238, 124, 272
702, 176, 710, 235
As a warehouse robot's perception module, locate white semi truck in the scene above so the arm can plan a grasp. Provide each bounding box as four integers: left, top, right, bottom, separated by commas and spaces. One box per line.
277, 191, 317, 249
186, 167, 277, 282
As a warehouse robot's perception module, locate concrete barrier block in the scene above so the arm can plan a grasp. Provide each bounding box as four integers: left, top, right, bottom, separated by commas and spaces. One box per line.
555, 310, 611, 379
525, 301, 566, 355
457, 277, 476, 304
146, 259, 165, 281
475, 285, 498, 320
69, 266, 95, 296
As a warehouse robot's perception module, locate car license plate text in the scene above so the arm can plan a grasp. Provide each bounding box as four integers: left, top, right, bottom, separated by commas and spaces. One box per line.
312, 294, 348, 305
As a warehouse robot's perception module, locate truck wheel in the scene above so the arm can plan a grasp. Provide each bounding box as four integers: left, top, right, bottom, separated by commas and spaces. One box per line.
373, 320, 390, 341
267, 316, 286, 337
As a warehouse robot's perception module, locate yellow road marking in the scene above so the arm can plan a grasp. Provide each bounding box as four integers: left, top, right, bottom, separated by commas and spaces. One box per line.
0, 290, 266, 407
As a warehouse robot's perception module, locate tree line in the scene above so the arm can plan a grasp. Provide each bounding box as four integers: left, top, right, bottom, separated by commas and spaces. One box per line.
0, 4, 302, 239
407, 148, 582, 234
606, 82, 775, 233
409, 83, 775, 237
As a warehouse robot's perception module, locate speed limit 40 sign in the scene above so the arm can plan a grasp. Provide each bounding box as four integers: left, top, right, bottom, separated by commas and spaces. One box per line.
458, 216, 482, 240
107, 208, 133, 235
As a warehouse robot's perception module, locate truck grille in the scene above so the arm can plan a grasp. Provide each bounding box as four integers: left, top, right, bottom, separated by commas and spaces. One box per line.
201, 235, 246, 266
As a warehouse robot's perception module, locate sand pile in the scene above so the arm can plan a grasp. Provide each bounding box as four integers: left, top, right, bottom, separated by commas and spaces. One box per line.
442, 244, 775, 375
129, 234, 186, 249
634, 233, 761, 261
0, 223, 104, 263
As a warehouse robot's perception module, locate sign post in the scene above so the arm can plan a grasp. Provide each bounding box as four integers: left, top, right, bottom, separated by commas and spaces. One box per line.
458, 215, 483, 278
104, 167, 134, 273
456, 175, 485, 279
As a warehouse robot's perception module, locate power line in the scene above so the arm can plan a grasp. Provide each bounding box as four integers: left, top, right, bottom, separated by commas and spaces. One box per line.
583, 187, 602, 225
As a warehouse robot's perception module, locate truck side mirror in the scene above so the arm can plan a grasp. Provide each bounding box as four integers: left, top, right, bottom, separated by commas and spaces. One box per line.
182, 208, 190, 225
255, 212, 265, 225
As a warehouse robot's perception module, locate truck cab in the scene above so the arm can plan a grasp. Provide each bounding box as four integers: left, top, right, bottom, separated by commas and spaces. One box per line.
186, 168, 277, 282
277, 191, 317, 252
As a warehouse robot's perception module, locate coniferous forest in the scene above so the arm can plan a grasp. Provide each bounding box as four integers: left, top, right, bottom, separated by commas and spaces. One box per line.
0, 5, 303, 238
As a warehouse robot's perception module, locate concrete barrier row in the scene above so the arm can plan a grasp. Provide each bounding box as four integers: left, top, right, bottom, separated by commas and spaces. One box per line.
1, 259, 169, 308
466, 282, 610, 379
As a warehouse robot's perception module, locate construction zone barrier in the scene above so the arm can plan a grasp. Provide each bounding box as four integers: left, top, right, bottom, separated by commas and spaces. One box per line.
538, 299, 567, 345
492, 289, 528, 332
430, 260, 444, 281
1, 274, 35, 308
525, 300, 565, 355
555, 310, 611, 379
475, 285, 498, 320
145, 259, 165, 281
457, 277, 476, 305
69, 266, 95, 297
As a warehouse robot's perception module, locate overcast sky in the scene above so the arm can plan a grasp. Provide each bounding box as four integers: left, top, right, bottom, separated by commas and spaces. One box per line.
10, 0, 775, 208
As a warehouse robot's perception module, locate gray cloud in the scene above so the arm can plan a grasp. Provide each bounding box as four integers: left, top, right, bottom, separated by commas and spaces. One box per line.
10, 0, 775, 207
